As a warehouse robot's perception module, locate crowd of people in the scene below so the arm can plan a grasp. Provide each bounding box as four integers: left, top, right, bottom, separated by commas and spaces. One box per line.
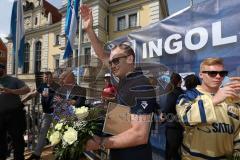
0, 4, 240, 160
80, 4, 240, 160
0, 67, 88, 160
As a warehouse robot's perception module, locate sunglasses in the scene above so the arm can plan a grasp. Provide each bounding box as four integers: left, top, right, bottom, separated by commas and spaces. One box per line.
202, 71, 228, 77
109, 55, 130, 66
109, 41, 132, 50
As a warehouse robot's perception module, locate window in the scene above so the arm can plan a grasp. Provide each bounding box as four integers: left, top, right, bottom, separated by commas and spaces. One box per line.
67, 54, 73, 67
83, 32, 89, 43
129, 13, 137, 28
35, 41, 41, 73
55, 34, 60, 45
116, 11, 139, 31
53, 55, 60, 70
104, 16, 109, 32
117, 16, 126, 31
0, 51, 3, 57
35, 17, 38, 25
23, 43, 30, 74
55, 58, 59, 69
13, 58, 15, 74
84, 47, 91, 65
65, 38, 67, 45
75, 49, 78, 67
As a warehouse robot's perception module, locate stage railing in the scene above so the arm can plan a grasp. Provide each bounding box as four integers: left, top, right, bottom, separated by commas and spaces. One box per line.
24, 99, 41, 150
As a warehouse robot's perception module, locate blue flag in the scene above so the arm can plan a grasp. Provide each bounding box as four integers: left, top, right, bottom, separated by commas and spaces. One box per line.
63, 0, 80, 59
10, 0, 25, 67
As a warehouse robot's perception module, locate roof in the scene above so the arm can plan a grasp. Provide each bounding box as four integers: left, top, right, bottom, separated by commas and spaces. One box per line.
42, 0, 62, 24
0, 38, 7, 52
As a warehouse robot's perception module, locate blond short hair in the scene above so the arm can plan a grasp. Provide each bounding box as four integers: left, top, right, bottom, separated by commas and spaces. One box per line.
200, 57, 224, 71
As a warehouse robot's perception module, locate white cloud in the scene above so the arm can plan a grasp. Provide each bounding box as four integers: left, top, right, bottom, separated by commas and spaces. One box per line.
0, 33, 7, 37
0, 0, 13, 43
0, 33, 8, 43
0, 0, 61, 43
48, 0, 62, 8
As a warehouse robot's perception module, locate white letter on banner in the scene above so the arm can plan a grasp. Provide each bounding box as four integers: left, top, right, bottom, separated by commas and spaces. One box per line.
212, 21, 237, 46
130, 40, 136, 53
149, 39, 163, 58
165, 34, 182, 54
142, 43, 148, 58
185, 27, 208, 50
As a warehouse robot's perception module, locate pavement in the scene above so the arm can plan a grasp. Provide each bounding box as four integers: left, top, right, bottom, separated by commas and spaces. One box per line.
7, 145, 54, 160
6, 147, 165, 160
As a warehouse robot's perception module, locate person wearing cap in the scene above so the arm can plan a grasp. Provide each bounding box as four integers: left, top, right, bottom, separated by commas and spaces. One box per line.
101, 73, 116, 102
81, 5, 157, 160
0, 63, 30, 160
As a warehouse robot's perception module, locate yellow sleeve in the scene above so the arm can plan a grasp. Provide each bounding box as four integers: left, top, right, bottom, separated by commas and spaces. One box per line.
176, 93, 217, 126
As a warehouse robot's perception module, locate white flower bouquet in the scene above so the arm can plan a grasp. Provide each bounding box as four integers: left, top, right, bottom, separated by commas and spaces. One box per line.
48, 105, 104, 160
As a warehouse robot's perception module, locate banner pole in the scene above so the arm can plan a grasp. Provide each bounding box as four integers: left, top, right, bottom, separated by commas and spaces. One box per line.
77, 0, 83, 85
189, 0, 193, 7
15, 1, 19, 77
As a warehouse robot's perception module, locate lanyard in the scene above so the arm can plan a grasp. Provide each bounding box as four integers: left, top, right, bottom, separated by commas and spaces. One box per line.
65, 85, 74, 100
66, 90, 71, 100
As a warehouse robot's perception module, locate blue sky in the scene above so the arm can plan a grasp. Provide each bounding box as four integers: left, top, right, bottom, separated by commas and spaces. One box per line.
0, 0, 61, 42
0, 0, 205, 42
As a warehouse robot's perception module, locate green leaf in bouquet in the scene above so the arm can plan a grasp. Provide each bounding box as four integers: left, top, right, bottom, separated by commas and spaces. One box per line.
49, 106, 106, 160
86, 107, 106, 121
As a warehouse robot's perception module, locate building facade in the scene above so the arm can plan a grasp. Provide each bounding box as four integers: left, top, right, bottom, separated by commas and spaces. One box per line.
58, 0, 169, 98
7, 0, 62, 88
7, 0, 168, 95
0, 38, 7, 71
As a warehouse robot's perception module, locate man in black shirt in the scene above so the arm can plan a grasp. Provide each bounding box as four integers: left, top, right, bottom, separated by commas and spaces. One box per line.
81, 5, 157, 160
0, 63, 30, 160
23, 72, 60, 160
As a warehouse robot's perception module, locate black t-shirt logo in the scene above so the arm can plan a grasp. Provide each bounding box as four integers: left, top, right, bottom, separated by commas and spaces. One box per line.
141, 101, 148, 109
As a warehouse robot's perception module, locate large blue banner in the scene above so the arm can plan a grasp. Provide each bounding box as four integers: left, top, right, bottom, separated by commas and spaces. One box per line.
108, 0, 240, 76
104, 1, 240, 158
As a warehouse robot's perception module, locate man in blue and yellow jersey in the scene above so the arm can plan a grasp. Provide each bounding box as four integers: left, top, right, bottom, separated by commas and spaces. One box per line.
177, 57, 240, 159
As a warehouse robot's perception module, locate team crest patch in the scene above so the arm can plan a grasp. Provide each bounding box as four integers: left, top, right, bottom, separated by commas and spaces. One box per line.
141, 101, 148, 109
